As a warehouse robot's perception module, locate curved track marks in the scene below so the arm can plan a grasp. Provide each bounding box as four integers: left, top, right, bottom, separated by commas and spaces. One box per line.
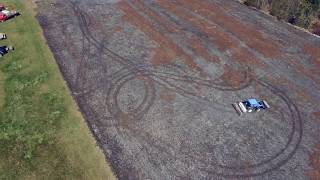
68, 1, 302, 178
36, 0, 317, 179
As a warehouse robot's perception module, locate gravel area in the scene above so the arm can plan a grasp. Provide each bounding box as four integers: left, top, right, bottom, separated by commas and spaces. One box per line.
35, 0, 320, 179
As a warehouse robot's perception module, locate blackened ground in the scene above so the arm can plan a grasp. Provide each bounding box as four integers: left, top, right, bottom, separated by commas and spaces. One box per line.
35, 0, 320, 179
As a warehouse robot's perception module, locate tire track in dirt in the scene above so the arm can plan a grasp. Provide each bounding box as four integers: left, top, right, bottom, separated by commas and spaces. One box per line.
196, 79, 303, 178
176, 0, 283, 59
178, 0, 320, 88
117, 1, 202, 72
155, 0, 268, 69
69, 0, 253, 113
130, 0, 221, 65
64, 1, 304, 178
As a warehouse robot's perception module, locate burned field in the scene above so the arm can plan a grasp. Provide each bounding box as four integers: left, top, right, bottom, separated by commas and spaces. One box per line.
35, 0, 320, 179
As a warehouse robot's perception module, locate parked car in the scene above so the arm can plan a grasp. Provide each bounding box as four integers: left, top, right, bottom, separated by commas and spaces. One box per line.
0, 33, 7, 40
232, 98, 270, 115
0, 46, 14, 57
0, 9, 20, 22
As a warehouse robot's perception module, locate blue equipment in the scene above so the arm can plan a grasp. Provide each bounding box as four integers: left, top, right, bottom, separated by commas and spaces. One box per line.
233, 98, 270, 115
0, 45, 13, 57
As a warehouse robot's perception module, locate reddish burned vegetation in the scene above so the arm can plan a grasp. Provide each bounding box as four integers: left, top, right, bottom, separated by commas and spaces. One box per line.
307, 144, 320, 180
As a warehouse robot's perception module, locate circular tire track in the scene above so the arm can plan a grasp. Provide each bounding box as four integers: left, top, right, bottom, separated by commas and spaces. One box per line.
193, 79, 303, 178
106, 69, 156, 122
66, 1, 303, 179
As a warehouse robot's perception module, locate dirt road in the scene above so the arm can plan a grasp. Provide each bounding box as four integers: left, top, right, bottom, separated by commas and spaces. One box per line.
35, 0, 320, 179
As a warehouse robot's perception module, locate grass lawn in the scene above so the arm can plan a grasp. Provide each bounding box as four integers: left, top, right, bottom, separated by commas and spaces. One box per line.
0, 0, 116, 179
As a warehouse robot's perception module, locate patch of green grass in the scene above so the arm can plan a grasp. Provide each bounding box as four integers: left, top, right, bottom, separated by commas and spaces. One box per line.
243, 0, 320, 32
0, 71, 5, 109
0, 0, 116, 179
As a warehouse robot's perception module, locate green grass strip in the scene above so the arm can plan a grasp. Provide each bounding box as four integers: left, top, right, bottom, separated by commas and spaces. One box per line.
0, 1, 116, 179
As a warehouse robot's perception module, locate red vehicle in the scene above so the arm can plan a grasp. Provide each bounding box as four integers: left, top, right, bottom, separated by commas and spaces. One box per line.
0, 9, 19, 22
0, 12, 8, 22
